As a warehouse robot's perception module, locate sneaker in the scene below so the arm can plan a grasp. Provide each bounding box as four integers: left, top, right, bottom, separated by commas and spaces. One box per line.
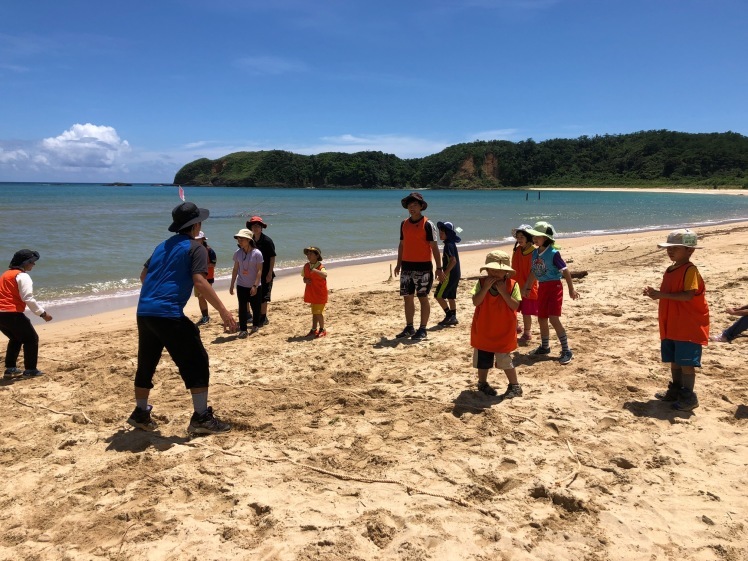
127, 405, 158, 431
559, 350, 573, 365
395, 326, 416, 339
262, 317, 269, 326
3, 367, 23, 379
437, 315, 450, 326
518, 333, 532, 342
477, 381, 498, 396
655, 381, 682, 401
501, 384, 523, 399
306, 328, 318, 337
672, 390, 699, 412
237, 330, 248, 339
442, 315, 459, 326
411, 327, 428, 341
710, 333, 729, 343
529, 345, 551, 356
22, 369, 43, 377
196, 316, 210, 326
187, 407, 231, 435
316, 329, 327, 338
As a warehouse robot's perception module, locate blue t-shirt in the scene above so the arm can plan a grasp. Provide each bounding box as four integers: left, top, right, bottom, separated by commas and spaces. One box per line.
138, 235, 208, 318
530, 246, 567, 283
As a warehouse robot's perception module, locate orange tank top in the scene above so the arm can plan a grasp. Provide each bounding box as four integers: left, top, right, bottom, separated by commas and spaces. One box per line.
0, 269, 25, 313
512, 245, 538, 300
471, 278, 519, 353
658, 263, 709, 345
401, 216, 432, 263
303, 263, 328, 304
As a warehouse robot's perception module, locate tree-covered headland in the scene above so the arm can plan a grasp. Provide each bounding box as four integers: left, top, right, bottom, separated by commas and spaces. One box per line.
173, 130, 748, 188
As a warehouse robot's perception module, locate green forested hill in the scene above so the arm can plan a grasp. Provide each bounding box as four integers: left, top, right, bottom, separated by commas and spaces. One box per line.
173, 130, 748, 188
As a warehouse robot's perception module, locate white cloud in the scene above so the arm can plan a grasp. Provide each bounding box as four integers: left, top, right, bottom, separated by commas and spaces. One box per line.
40, 123, 131, 168
0, 148, 29, 163
233, 55, 310, 75
295, 134, 450, 158
468, 128, 520, 141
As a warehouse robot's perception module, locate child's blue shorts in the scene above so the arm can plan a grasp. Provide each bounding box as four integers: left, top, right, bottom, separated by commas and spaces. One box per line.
660, 339, 702, 367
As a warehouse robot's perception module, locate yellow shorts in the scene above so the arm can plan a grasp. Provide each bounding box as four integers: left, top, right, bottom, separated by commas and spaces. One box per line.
310, 304, 326, 315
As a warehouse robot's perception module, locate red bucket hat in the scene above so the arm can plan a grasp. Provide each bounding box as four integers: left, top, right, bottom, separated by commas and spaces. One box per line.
246, 215, 267, 229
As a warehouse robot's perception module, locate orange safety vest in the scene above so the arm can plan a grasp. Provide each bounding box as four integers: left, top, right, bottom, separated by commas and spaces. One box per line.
658, 263, 709, 345
471, 278, 519, 353
512, 245, 538, 300
401, 216, 432, 263
303, 263, 328, 304
0, 269, 25, 312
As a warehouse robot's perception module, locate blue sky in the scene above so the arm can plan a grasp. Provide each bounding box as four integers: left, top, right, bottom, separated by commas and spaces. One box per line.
1, 0, 746, 182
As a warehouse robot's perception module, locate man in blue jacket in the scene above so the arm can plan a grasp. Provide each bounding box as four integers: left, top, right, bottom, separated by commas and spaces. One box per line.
128, 201, 237, 435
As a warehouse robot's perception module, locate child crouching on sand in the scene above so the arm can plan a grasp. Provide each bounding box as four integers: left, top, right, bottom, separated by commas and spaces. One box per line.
302, 246, 328, 338
470, 250, 523, 399
523, 221, 579, 365
643, 229, 709, 411
511, 224, 539, 342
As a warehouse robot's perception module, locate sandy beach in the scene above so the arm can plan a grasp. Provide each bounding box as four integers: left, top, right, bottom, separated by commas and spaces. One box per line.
2, 222, 747, 560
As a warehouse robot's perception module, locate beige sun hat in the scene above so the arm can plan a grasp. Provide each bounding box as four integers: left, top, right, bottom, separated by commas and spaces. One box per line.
233, 228, 253, 240
657, 229, 702, 249
480, 250, 515, 274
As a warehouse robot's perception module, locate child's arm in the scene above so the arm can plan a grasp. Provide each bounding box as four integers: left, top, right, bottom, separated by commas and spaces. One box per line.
495, 279, 521, 311
311, 266, 328, 279
394, 241, 403, 277
472, 278, 496, 307
522, 271, 537, 298
726, 304, 748, 316
444, 255, 457, 275
643, 286, 696, 301
229, 262, 239, 295
431, 241, 445, 281
561, 268, 579, 300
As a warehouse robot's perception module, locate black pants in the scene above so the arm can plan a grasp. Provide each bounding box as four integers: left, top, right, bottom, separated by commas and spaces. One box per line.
0, 312, 39, 370
135, 315, 210, 390
237, 285, 262, 330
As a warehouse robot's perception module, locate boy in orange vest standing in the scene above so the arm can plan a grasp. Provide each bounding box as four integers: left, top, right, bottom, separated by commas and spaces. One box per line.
302, 246, 328, 338
471, 250, 523, 399
644, 229, 709, 411
394, 192, 444, 341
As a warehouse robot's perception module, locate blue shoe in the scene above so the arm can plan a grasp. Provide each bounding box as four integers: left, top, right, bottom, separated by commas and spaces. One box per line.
672, 390, 699, 411
3, 367, 23, 379
529, 345, 551, 356
22, 369, 43, 378
559, 350, 573, 365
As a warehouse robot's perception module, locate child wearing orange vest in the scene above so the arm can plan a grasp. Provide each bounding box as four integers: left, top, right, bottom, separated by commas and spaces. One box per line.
302, 246, 328, 338
644, 229, 709, 411
511, 224, 539, 342
470, 250, 523, 399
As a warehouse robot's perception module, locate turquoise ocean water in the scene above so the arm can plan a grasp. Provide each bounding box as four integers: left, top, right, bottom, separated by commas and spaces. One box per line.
2, 183, 747, 314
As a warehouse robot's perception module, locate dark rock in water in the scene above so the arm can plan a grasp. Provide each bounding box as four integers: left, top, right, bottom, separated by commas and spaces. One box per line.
102, 182, 133, 186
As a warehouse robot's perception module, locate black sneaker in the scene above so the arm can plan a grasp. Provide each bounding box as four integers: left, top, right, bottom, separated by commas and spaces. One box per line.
443, 315, 459, 326
395, 326, 416, 339
262, 317, 269, 326
502, 384, 523, 399
127, 405, 158, 431
196, 316, 210, 326
477, 381, 498, 396
559, 350, 573, 365
22, 369, 43, 377
655, 382, 681, 401
187, 407, 231, 435
410, 327, 428, 341
672, 390, 699, 411
529, 345, 551, 356
3, 367, 23, 379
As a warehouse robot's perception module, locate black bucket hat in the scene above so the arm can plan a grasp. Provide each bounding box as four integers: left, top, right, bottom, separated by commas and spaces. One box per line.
10, 249, 40, 268
401, 192, 428, 210
168, 202, 209, 232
